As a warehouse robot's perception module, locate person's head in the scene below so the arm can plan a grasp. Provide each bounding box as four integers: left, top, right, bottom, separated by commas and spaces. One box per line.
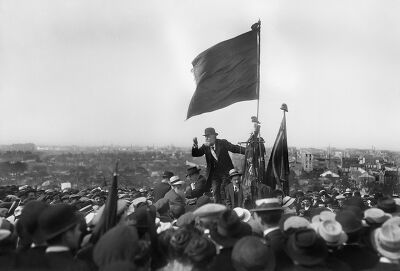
186, 166, 200, 183
272, 190, 284, 205
229, 169, 242, 186
93, 225, 139, 269
282, 196, 297, 214
38, 204, 84, 250
185, 235, 216, 270
252, 198, 283, 229
302, 197, 312, 208
169, 227, 199, 262
203, 127, 218, 146
170, 176, 185, 195
162, 171, 174, 182
232, 236, 275, 271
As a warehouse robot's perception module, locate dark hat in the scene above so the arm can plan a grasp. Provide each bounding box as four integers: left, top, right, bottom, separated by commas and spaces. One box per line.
336, 210, 362, 234
184, 236, 216, 266
377, 198, 400, 214
93, 225, 139, 268
232, 236, 275, 271
228, 169, 242, 178
154, 198, 169, 214
195, 195, 212, 209
286, 228, 328, 266
203, 127, 218, 136
186, 166, 201, 177
251, 198, 283, 213
210, 210, 252, 248
169, 228, 197, 258
38, 204, 82, 240
18, 200, 49, 243
162, 171, 174, 179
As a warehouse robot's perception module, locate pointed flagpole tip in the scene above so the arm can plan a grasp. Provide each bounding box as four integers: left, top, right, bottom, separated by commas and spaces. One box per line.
280, 103, 288, 112
251, 21, 260, 31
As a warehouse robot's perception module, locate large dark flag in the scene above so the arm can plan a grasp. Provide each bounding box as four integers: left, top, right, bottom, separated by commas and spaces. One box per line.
265, 114, 290, 195
187, 25, 259, 119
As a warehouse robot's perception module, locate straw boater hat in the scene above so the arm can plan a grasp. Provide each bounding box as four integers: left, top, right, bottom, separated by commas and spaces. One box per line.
315, 219, 348, 247
283, 216, 310, 232
229, 169, 242, 179
251, 198, 283, 213
169, 176, 185, 186
364, 208, 392, 225
282, 196, 296, 208
373, 217, 400, 260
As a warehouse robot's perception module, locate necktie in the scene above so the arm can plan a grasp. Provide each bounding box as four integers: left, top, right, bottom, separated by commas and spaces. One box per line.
211, 146, 218, 161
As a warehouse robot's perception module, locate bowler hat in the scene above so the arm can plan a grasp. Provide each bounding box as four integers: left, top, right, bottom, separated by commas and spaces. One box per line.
162, 171, 174, 179
18, 200, 49, 243
186, 166, 201, 177
286, 228, 328, 266
210, 209, 252, 248
203, 127, 218, 136
232, 236, 275, 271
38, 204, 82, 240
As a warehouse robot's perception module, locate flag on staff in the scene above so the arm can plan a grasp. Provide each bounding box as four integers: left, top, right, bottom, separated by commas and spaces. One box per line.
265, 112, 290, 195
187, 23, 260, 119
90, 162, 119, 243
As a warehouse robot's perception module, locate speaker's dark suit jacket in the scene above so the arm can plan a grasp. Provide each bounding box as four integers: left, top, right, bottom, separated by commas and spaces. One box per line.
192, 139, 245, 184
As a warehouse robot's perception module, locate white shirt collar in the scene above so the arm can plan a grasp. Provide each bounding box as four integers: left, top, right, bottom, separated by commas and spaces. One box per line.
263, 226, 280, 237
46, 245, 70, 253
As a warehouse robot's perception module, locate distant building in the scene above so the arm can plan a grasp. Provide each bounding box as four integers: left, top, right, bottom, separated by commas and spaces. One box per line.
302, 152, 313, 172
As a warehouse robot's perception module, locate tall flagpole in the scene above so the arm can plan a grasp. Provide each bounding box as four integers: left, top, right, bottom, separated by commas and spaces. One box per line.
255, 20, 261, 119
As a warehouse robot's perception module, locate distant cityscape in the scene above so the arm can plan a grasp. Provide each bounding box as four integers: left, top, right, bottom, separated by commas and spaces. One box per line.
0, 143, 399, 194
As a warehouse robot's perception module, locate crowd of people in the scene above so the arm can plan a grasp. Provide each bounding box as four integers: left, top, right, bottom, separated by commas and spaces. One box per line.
0, 167, 399, 271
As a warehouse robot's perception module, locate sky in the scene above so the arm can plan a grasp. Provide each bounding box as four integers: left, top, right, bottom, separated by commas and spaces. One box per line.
1, 0, 400, 150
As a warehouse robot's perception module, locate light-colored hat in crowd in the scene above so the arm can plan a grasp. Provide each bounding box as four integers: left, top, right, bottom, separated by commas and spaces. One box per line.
364, 208, 392, 225
251, 198, 283, 212
282, 196, 296, 208
170, 176, 185, 186
312, 210, 336, 224
193, 203, 227, 218
373, 217, 400, 260
233, 207, 251, 223
336, 194, 345, 200
283, 216, 310, 232
316, 219, 348, 247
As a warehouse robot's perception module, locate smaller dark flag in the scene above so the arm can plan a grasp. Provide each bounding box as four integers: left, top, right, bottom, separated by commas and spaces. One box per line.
265, 114, 290, 195
90, 165, 119, 243
187, 24, 259, 119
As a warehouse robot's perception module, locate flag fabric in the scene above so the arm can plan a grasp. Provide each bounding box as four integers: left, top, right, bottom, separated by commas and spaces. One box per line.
187, 27, 259, 119
265, 114, 290, 195
90, 169, 118, 243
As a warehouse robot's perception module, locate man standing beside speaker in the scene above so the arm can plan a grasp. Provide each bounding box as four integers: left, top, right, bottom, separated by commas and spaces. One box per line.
192, 127, 245, 204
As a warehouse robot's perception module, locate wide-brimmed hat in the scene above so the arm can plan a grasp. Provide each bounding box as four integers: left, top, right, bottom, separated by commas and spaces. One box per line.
210, 209, 252, 248
186, 166, 201, 177
232, 236, 275, 271
283, 216, 310, 232
344, 188, 352, 195
169, 176, 185, 186
282, 196, 296, 208
316, 220, 348, 247
251, 198, 283, 213
286, 228, 328, 266
228, 169, 242, 179
193, 203, 227, 219
38, 204, 82, 240
373, 217, 400, 260
311, 210, 336, 224
203, 127, 218, 136
364, 208, 392, 225
162, 171, 174, 179
377, 198, 400, 215
233, 207, 251, 223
